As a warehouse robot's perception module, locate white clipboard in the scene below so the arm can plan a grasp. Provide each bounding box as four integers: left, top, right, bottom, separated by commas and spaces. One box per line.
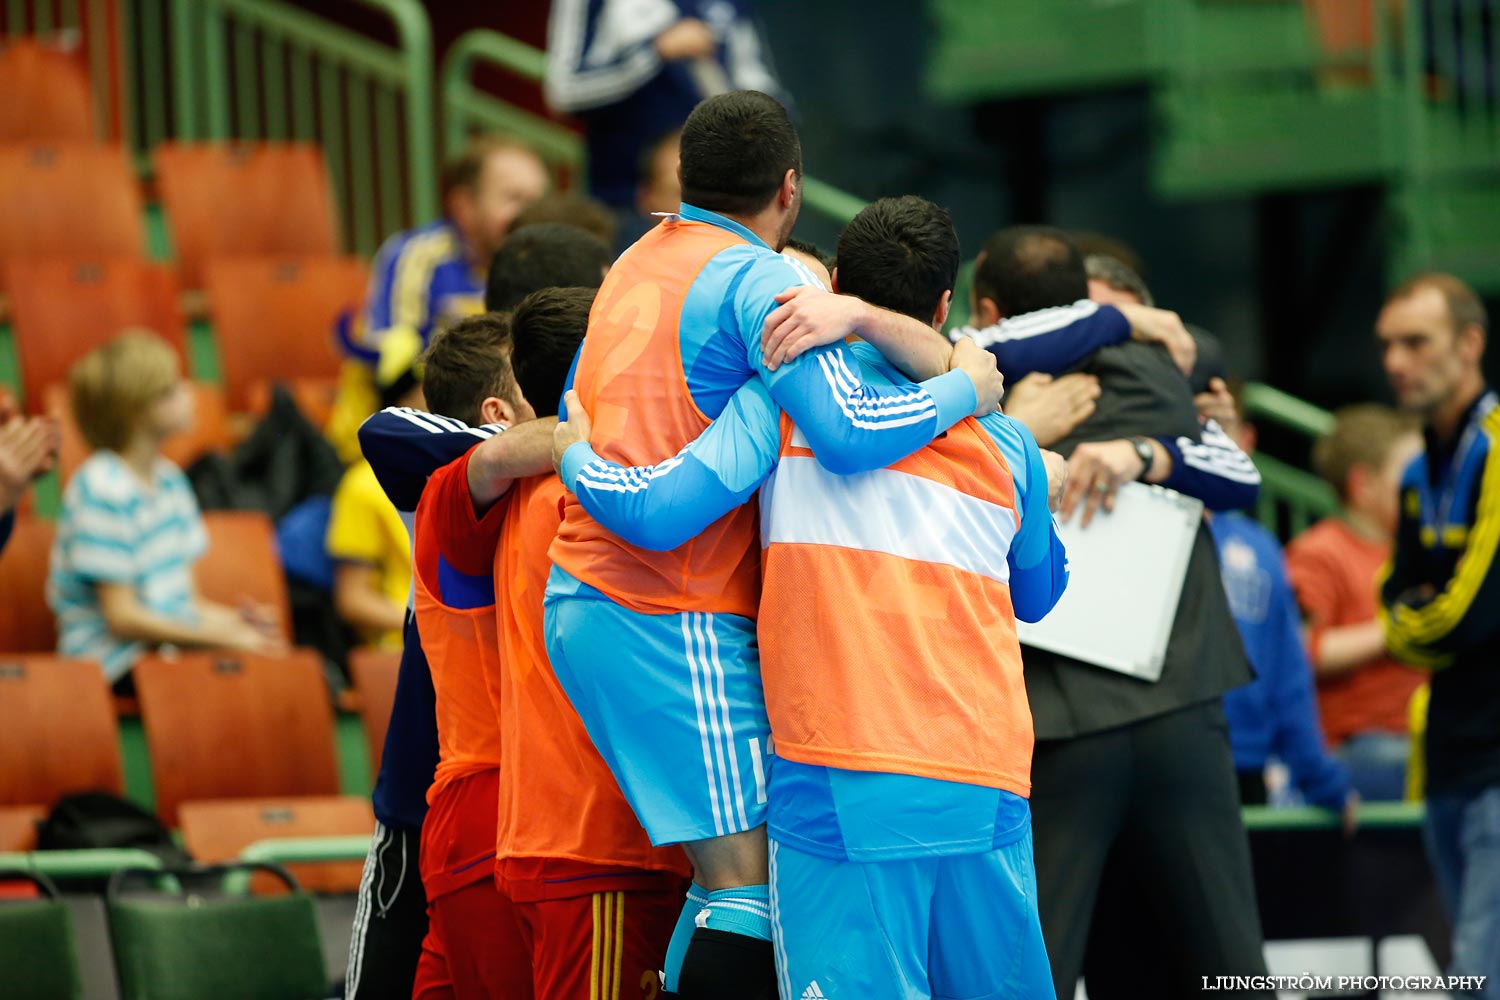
1016, 482, 1204, 682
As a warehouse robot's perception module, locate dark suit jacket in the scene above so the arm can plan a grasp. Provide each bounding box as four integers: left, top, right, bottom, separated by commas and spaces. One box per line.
1023, 341, 1253, 740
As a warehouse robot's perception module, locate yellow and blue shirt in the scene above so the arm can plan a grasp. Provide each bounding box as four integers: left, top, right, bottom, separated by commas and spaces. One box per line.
1382, 388, 1500, 794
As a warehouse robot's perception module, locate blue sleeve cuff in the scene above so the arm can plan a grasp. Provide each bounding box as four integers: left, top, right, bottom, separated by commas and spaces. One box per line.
560, 442, 599, 491
925, 369, 976, 432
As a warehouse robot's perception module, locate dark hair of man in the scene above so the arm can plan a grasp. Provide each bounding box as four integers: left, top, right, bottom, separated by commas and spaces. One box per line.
783, 238, 833, 272
834, 197, 960, 324
511, 287, 596, 418
485, 223, 611, 313
1085, 253, 1155, 307
973, 225, 1089, 317
679, 91, 802, 218
420, 313, 517, 428
1387, 271, 1489, 336
510, 193, 618, 246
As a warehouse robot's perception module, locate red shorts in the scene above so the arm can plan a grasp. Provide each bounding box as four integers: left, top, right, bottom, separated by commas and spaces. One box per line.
499, 862, 686, 1000
412, 876, 531, 1000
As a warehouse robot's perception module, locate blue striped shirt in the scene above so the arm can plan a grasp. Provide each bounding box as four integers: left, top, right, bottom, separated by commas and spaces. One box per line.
47, 452, 207, 682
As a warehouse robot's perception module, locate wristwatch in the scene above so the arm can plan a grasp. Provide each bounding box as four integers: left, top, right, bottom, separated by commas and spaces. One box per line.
1129, 436, 1154, 481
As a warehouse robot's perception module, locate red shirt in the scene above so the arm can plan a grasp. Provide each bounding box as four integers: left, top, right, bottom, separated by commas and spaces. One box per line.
1285, 517, 1425, 745
412, 448, 510, 897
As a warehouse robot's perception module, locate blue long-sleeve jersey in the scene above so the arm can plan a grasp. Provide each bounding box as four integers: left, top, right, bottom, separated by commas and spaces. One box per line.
1211, 512, 1350, 811
356, 407, 508, 829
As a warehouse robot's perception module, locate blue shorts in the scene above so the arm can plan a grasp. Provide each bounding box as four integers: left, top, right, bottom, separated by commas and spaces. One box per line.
768, 832, 1055, 1000
543, 580, 770, 846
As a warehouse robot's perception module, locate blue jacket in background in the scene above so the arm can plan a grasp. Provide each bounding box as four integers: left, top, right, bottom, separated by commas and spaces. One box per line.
1211, 512, 1350, 810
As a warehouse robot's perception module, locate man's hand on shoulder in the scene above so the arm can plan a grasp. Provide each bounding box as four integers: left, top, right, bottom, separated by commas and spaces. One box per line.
950, 337, 1005, 417
1041, 448, 1068, 513
553, 390, 594, 476
762, 285, 868, 370
1118, 302, 1197, 376
1002, 372, 1100, 448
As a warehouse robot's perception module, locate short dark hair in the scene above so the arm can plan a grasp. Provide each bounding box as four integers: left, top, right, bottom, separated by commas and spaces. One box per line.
680, 91, 801, 217
783, 238, 833, 273
485, 223, 611, 313
835, 197, 959, 323
510, 193, 618, 246
973, 226, 1088, 317
420, 313, 516, 427
511, 287, 595, 417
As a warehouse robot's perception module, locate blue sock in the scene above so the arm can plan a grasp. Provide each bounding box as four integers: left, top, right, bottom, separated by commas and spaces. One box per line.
663, 882, 709, 992
698, 884, 772, 942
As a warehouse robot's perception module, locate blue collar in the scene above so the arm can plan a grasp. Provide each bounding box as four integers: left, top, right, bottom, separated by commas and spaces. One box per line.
676, 203, 770, 250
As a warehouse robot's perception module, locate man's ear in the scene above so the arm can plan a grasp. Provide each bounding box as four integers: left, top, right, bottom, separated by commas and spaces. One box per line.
1460, 322, 1486, 366
480, 395, 518, 427
780, 169, 798, 210
975, 296, 1002, 329
933, 290, 953, 331
830, 267, 840, 296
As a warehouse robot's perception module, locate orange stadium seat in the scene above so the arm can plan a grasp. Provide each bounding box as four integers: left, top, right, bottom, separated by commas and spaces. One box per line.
0, 145, 144, 269
0, 804, 46, 851
133, 649, 342, 825
43, 380, 232, 483
196, 511, 293, 643
5, 258, 187, 412
348, 647, 400, 775
0, 40, 95, 143
0, 517, 57, 654
154, 143, 341, 290
0, 655, 123, 809
179, 796, 374, 893
204, 256, 368, 412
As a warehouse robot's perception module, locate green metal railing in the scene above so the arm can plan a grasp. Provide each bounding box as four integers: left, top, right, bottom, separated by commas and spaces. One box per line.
1243, 382, 1341, 536
440, 28, 865, 227
440, 29, 583, 173
167, 0, 435, 254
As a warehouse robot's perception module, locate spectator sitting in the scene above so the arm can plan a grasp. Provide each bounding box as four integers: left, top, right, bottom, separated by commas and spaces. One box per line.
326, 135, 550, 464
1286, 404, 1426, 801
328, 331, 426, 650
0, 388, 59, 553
1211, 397, 1355, 819
47, 332, 283, 694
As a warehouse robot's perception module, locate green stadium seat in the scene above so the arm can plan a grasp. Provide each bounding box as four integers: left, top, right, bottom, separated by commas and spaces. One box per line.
0, 872, 84, 1000
108, 865, 326, 1000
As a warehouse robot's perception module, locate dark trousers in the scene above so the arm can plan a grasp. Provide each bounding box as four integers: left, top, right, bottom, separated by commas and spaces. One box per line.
345, 821, 429, 1000
1031, 700, 1271, 1000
